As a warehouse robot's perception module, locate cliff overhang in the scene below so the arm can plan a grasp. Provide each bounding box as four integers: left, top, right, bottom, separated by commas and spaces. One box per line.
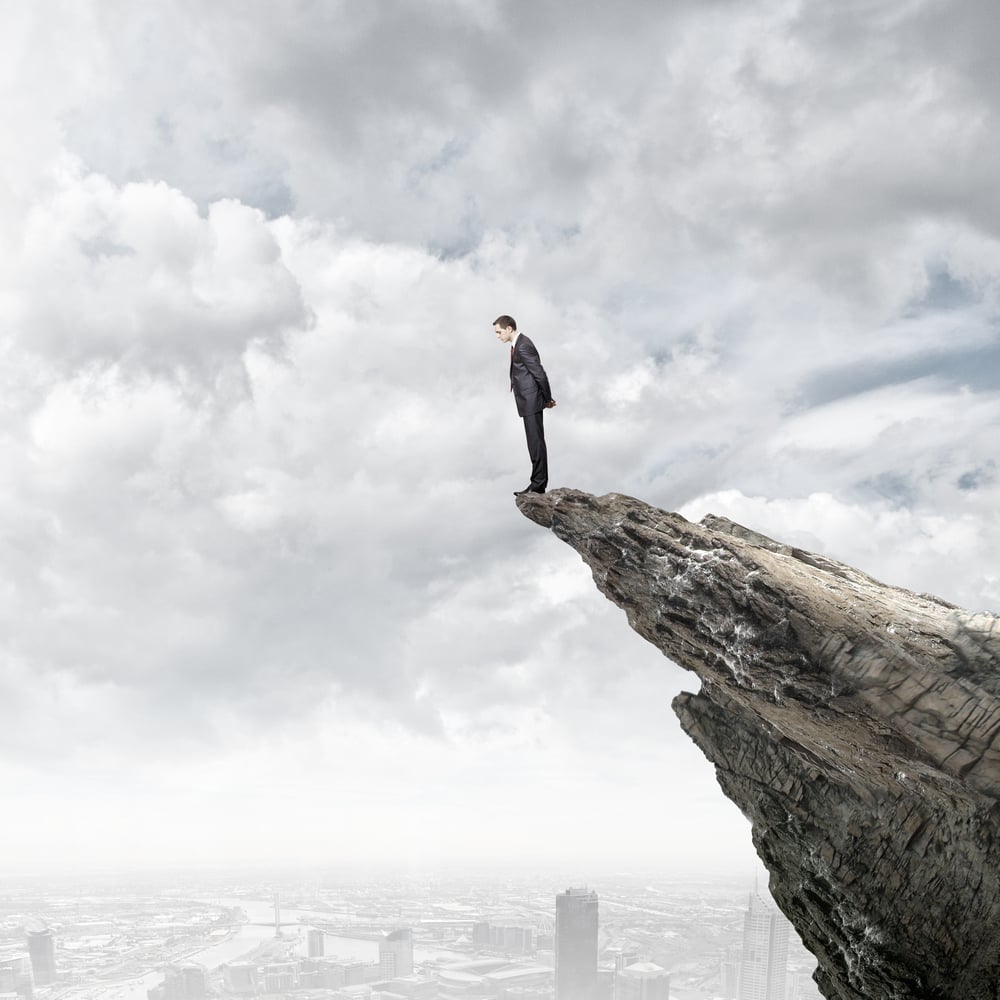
516, 488, 1000, 1000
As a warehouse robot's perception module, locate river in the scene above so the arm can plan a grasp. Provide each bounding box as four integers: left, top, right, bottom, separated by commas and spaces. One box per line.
71, 897, 379, 1000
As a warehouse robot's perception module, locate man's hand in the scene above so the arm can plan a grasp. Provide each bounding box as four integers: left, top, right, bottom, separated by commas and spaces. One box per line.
546, 400, 557, 408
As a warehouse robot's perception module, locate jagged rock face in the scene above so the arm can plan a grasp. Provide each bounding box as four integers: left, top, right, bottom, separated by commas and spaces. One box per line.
516, 488, 1000, 1000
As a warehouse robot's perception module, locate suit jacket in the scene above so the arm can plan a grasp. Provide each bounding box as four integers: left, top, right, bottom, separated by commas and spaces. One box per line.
509, 334, 553, 417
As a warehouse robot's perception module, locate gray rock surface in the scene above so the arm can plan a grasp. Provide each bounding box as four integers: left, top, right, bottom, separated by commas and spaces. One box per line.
516, 488, 1000, 1000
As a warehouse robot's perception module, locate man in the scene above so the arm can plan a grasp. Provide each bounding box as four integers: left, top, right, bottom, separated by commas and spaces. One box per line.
493, 314, 556, 495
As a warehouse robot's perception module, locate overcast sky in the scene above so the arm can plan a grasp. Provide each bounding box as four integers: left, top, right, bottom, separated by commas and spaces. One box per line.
2, 0, 999, 878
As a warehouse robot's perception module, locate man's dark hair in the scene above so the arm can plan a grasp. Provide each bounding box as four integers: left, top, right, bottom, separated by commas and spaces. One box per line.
493, 314, 517, 331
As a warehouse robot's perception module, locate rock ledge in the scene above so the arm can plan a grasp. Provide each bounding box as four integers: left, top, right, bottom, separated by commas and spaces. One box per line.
517, 488, 1000, 1000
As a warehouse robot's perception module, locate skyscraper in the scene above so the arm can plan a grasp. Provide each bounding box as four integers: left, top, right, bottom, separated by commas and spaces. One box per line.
738, 892, 790, 1000
379, 928, 414, 980
719, 945, 741, 999
307, 929, 325, 958
25, 923, 55, 987
555, 887, 598, 1000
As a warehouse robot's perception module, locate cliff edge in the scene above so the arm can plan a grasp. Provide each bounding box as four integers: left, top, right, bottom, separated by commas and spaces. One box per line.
516, 488, 1000, 1000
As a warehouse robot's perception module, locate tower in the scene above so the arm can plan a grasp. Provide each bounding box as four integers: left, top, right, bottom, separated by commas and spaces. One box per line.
379, 928, 413, 980
738, 892, 790, 1000
308, 929, 325, 958
719, 945, 741, 999
25, 923, 55, 987
555, 887, 598, 1000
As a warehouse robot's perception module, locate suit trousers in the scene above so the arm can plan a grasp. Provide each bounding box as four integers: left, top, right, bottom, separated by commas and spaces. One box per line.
522, 409, 548, 491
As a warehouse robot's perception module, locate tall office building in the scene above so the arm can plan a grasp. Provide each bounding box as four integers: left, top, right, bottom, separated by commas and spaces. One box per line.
615, 961, 670, 1000
738, 892, 790, 1000
25, 925, 55, 987
555, 887, 599, 1000
379, 928, 414, 980
719, 948, 740, 999
307, 929, 325, 958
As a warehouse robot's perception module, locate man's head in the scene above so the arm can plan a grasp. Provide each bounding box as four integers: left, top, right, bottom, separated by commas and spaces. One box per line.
493, 315, 517, 343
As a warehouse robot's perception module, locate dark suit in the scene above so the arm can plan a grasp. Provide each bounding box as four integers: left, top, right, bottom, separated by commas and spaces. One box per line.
510, 334, 553, 491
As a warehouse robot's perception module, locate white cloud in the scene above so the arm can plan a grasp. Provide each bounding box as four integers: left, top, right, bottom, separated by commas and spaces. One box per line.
768, 380, 1000, 454
8, 160, 307, 376
2, 0, 1000, 876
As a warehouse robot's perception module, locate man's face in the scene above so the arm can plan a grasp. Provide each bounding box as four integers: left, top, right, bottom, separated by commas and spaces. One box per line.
494, 323, 515, 344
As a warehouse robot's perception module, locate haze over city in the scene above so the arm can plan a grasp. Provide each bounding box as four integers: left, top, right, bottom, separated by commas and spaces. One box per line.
3, 0, 1000, 882
1, 869, 819, 999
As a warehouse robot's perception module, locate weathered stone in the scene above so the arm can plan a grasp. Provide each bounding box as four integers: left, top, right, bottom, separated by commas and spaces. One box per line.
516, 488, 1000, 1000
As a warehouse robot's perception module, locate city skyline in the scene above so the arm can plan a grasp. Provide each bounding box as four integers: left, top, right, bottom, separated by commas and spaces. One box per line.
0, 869, 819, 1000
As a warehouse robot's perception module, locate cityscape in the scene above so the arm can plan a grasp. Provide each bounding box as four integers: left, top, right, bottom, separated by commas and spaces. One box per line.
0, 871, 823, 1000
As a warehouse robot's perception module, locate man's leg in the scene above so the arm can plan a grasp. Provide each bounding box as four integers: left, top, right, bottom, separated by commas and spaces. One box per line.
523, 409, 548, 492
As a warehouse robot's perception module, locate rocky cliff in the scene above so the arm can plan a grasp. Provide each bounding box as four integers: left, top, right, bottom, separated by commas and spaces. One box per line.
516, 488, 1000, 1000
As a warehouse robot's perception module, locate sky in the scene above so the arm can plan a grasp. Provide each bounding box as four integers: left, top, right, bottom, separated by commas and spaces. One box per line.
2, 0, 999, 878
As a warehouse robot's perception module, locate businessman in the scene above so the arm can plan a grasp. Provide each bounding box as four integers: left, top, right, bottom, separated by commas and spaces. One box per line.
493, 314, 556, 494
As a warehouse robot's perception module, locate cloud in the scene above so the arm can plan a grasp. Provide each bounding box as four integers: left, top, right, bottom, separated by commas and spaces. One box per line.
7, 161, 308, 378
0, 165, 601, 760
3, 0, 1000, 873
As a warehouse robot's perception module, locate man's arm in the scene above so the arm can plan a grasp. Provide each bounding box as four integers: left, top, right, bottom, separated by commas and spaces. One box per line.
519, 338, 554, 406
